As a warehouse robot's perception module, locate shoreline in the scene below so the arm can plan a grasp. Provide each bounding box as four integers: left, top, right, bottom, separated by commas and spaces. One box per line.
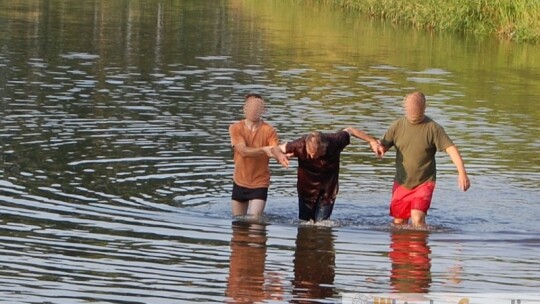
314, 0, 540, 43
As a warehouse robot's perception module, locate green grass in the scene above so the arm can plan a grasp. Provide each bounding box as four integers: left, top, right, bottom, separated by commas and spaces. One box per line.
314, 0, 540, 43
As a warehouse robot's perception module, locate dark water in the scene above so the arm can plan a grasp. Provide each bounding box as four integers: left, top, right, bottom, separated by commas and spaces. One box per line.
1, 0, 539, 302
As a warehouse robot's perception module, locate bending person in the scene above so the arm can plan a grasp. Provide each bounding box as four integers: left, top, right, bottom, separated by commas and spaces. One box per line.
280, 128, 379, 222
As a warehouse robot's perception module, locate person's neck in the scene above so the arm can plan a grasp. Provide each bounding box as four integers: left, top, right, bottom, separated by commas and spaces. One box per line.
407, 115, 426, 124
244, 119, 261, 131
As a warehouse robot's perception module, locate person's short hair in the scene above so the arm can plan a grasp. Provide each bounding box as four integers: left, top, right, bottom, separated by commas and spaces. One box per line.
306, 131, 328, 155
244, 93, 265, 107
245, 93, 263, 101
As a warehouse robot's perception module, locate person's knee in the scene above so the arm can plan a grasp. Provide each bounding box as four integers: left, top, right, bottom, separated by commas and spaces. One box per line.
231, 200, 249, 216
411, 209, 427, 227
247, 199, 266, 217
393, 218, 408, 225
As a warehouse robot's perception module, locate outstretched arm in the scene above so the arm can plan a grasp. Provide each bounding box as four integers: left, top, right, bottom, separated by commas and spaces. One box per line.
233, 143, 289, 168
234, 143, 268, 158
344, 127, 382, 158
446, 145, 471, 191
270, 145, 289, 168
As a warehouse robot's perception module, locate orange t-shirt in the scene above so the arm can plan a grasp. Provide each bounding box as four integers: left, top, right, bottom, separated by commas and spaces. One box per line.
229, 120, 279, 188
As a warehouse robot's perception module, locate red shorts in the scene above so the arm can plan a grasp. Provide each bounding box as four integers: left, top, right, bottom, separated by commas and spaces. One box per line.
390, 181, 436, 219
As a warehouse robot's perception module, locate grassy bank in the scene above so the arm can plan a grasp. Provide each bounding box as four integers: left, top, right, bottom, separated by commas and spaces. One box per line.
314, 0, 540, 43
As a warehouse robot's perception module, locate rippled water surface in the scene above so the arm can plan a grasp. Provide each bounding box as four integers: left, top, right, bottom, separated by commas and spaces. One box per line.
1, 0, 539, 303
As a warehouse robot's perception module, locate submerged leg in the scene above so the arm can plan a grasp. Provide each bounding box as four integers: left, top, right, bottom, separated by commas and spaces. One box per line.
298, 197, 315, 221
247, 199, 266, 218
392, 217, 409, 226
410, 209, 427, 228
313, 197, 334, 222
231, 200, 249, 217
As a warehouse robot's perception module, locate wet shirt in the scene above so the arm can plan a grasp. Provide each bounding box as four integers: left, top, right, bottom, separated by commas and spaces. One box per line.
381, 116, 454, 189
229, 120, 279, 188
285, 131, 350, 204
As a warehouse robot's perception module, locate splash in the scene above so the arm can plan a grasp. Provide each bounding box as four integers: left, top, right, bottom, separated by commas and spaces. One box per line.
299, 219, 336, 228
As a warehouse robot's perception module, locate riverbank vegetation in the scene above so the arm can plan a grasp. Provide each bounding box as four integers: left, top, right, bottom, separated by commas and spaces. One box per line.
314, 0, 540, 43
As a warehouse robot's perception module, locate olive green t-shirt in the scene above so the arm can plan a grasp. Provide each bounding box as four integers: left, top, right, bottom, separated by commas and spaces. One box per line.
381, 116, 454, 189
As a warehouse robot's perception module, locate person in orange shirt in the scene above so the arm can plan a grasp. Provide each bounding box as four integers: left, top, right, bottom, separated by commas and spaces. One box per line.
229, 94, 289, 218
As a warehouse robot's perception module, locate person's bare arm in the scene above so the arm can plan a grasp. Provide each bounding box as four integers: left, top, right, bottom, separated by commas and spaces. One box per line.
233, 143, 268, 158
271, 145, 289, 168
234, 143, 289, 168
344, 127, 382, 158
446, 145, 471, 191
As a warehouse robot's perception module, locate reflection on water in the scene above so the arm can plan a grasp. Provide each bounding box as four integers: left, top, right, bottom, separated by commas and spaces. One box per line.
227, 221, 269, 303
292, 226, 336, 302
0, 0, 539, 302
389, 230, 432, 293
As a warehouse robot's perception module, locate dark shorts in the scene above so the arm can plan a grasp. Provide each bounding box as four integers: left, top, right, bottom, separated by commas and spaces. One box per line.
298, 194, 335, 222
231, 183, 268, 202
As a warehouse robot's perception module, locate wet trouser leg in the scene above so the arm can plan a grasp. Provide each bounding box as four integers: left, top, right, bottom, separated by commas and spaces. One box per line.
298, 191, 334, 222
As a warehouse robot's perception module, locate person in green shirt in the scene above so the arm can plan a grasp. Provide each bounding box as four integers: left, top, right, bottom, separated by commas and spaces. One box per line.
377, 91, 471, 228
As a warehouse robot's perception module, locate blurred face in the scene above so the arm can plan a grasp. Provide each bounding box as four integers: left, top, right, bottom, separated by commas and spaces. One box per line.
243, 97, 265, 122
404, 96, 426, 124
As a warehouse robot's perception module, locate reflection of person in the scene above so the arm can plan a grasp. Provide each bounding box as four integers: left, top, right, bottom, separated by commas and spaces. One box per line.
389, 229, 432, 293
378, 92, 471, 227
292, 226, 336, 302
226, 221, 268, 303
229, 94, 289, 218
279, 128, 379, 222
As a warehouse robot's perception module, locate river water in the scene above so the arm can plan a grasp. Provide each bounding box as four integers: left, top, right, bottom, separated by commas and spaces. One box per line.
0, 0, 539, 303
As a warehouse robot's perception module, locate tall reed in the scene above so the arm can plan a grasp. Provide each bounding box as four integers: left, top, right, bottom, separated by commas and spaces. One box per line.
315, 0, 540, 43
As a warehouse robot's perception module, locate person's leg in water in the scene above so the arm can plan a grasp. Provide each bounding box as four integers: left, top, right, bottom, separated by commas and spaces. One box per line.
390, 181, 435, 228
314, 199, 334, 222
231, 199, 249, 217
392, 209, 426, 228
312, 190, 334, 222
299, 190, 335, 222
409, 182, 435, 228
410, 209, 427, 228
390, 181, 410, 226
231, 183, 268, 219
298, 196, 316, 221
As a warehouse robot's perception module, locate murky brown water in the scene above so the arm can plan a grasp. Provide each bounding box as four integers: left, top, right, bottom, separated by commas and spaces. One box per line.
1, 0, 539, 302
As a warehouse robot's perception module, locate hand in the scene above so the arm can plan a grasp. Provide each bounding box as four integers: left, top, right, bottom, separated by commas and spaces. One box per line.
271, 146, 289, 168
276, 152, 289, 168
370, 140, 385, 158
458, 173, 470, 191
368, 140, 380, 158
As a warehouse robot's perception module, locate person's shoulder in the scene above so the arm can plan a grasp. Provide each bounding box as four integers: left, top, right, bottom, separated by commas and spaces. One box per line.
260, 120, 277, 132
336, 130, 350, 139
390, 117, 406, 128
424, 116, 444, 128
229, 120, 243, 131
260, 120, 274, 128
230, 120, 242, 126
